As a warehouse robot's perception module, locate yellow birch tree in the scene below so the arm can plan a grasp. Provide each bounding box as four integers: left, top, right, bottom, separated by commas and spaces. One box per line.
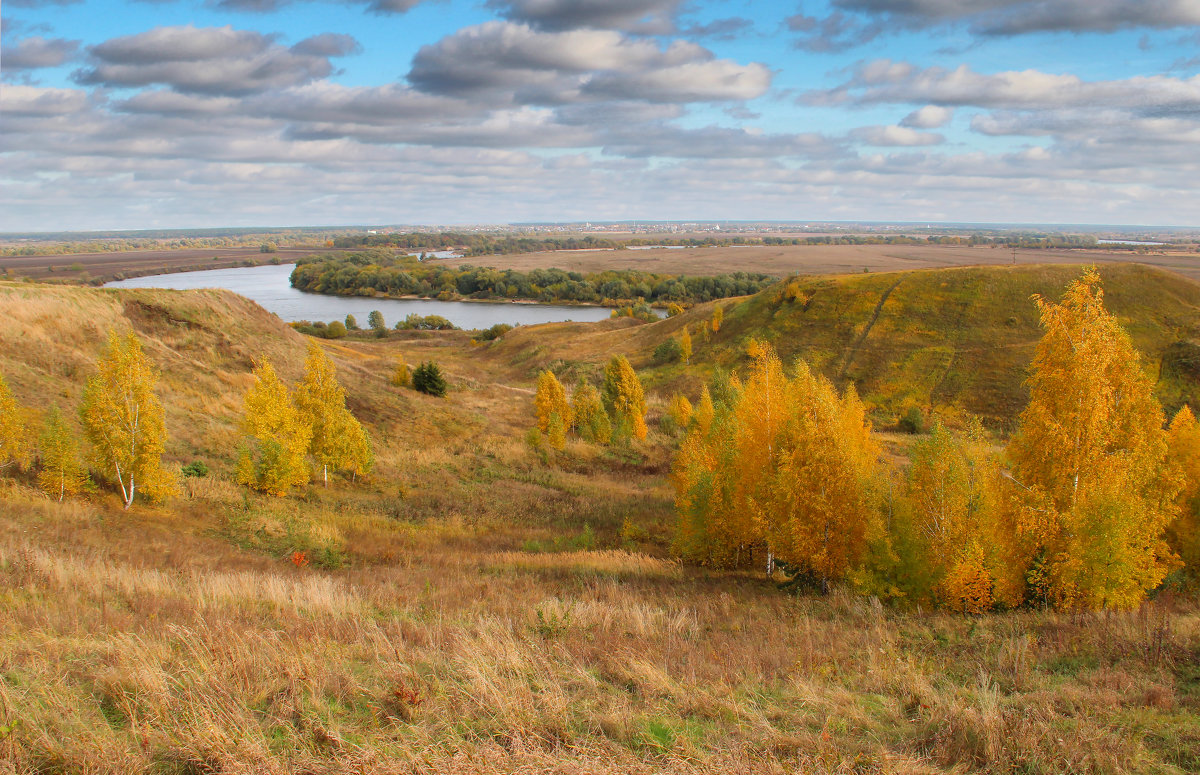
294, 341, 372, 486
602, 355, 647, 441
1165, 405, 1200, 576
1007, 268, 1180, 609
534, 370, 571, 437
570, 377, 611, 443
79, 331, 176, 508
237, 359, 312, 496
37, 406, 86, 501
0, 373, 30, 472
680, 327, 692, 364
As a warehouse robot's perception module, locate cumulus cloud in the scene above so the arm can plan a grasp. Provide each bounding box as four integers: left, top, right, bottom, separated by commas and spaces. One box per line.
73, 25, 352, 95
851, 124, 945, 146
901, 105, 954, 128
2, 84, 92, 115
1, 35, 80, 71
408, 22, 770, 104
487, 0, 683, 33
790, 0, 1200, 50
680, 17, 754, 40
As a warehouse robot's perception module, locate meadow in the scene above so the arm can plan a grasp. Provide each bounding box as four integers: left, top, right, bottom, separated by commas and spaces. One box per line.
0, 267, 1198, 773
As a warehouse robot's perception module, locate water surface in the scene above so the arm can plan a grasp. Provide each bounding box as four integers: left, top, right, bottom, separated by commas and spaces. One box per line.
105, 264, 619, 328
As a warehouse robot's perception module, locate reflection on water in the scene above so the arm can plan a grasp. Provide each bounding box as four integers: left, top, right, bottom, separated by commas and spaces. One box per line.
104, 264, 619, 328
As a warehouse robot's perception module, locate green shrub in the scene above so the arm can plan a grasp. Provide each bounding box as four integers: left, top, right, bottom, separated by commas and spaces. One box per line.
653, 337, 683, 364
412, 361, 448, 396
476, 323, 514, 341
181, 460, 209, 478
898, 406, 925, 434
395, 314, 458, 331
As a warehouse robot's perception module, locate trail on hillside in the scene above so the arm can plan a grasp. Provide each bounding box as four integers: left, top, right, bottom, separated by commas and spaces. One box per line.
837, 277, 905, 380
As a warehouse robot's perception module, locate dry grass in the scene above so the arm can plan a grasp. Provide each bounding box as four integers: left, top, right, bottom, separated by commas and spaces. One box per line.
0, 281, 1198, 773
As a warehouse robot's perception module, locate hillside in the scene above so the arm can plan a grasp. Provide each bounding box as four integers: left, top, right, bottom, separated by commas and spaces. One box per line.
480, 263, 1200, 429
1, 278, 1198, 773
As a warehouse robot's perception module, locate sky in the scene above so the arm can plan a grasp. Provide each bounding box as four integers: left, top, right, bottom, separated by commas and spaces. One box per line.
4, 1, 1200, 231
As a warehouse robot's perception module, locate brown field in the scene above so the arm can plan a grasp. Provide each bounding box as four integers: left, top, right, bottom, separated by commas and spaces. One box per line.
0, 246, 341, 283
453, 243, 1200, 282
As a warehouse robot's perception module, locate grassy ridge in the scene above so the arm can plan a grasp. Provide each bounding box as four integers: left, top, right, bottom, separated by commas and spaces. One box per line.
627, 263, 1200, 428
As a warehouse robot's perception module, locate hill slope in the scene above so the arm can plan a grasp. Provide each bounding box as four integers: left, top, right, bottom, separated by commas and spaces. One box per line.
481, 263, 1200, 428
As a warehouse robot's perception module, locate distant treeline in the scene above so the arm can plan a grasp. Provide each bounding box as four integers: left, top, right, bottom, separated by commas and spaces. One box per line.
290, 249, 774, 305
334, 231, 1190, 256
0, 233, 340, 257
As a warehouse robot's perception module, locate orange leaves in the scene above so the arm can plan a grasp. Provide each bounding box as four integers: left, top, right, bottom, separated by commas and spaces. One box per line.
671, 341, 880, 583
1008, 268, 1179, 610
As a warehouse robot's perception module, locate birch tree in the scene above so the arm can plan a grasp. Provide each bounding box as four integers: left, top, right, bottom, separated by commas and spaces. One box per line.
79, 331, 176, 508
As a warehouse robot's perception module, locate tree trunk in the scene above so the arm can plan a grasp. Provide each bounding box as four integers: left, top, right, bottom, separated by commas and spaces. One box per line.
124, 477, 135, 510
324, 464, 328, 488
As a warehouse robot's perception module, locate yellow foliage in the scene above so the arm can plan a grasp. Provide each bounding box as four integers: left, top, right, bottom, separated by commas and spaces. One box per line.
37, 406, 86, 502
1007, 268, 1179, 609
534, 370, 571, 434
939, 542, 995, 614
602, 356, 647, 441
1166, 405, 1200, 574
79, 330, 176, 508
294, 341, 372, 485
237, 359, 312, 496
0, 372, 30, 470
680, 327, 692, 364
570, 377, 610, 444
666, 303, 684, 317
711, 305, 723, 333
391, 354, 411, 388
673, 342, 880, 585
668, 393, 693, 429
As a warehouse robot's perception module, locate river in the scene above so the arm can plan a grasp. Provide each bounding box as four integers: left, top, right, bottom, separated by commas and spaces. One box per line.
104, 264, 621, 328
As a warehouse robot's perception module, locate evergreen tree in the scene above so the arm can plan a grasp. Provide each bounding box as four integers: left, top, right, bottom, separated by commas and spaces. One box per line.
79, 331, 176, 508
236, 359, 312, 496
412, 362, 448, 397
37, 406, 86, 501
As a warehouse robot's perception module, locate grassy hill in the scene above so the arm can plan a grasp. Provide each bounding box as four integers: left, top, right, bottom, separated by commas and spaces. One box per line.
479, 263, 1200, 429
1, 278, 1198, 773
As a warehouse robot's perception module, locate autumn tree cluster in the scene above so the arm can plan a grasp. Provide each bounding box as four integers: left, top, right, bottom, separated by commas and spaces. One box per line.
1, 331, 175, 508
671, 269, 1200, 611
237, 341, 373, 495
532, 355, 645, 449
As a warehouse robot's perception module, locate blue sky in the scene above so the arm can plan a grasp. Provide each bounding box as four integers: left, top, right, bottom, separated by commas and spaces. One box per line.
5, 0, 1200, 230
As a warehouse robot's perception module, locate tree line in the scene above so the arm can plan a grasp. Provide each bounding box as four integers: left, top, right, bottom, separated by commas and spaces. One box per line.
669, 268, 1200, 611
290, 250, 774, 306
0, 335, 374, 506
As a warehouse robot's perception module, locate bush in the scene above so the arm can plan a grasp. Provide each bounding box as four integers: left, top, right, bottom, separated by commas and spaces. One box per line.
181, 460, 209, 478
412, 361, 448, 396
325, 320, 347, 339
653, 337, 683, 364
395, 314, 458, 331
475, 323, 514, 342
344, 314, 358, 330
898, 406, 925, 434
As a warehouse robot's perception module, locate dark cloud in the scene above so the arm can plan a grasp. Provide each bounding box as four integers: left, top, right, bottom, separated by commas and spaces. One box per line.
408, 22, 769, 104
679, 17, 753, 40
1, 36, 81, 70
487, 0, 683, 33
73, 25, 340, 95
291, 33, 362, 57
790, 0, 1200, 50
804, 59, 1200, 113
